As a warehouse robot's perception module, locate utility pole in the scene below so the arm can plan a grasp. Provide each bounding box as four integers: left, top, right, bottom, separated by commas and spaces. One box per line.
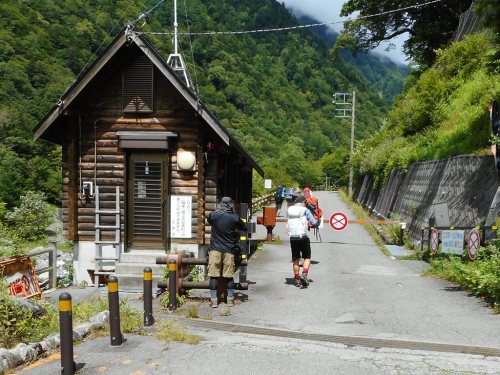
333, 91, 356, 197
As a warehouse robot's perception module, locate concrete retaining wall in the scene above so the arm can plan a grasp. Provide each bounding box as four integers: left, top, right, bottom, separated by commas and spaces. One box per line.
356, 155, 500, 243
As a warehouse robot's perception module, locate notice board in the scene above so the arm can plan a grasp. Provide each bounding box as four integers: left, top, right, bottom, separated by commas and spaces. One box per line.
441, 230, 465, 255
170, 195, 192, 238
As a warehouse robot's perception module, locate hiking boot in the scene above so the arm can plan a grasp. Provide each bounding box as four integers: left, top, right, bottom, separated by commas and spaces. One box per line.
294, 278, 301, 287
227, 297, 235, 307
210, 299, 218, 308
301, 273, 309, 286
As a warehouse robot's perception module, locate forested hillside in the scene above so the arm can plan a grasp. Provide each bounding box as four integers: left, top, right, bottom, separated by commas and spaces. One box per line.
0, 0, 402, 207
298, 14, 408, 103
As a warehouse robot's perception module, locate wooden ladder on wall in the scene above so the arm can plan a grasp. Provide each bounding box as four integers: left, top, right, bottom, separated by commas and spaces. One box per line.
94, 186, 121, 288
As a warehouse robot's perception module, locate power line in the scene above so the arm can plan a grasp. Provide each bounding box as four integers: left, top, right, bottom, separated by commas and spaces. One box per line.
130, 0, 167, 26
140, 0, 443, 36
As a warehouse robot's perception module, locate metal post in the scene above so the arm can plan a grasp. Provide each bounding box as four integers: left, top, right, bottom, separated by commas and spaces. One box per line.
398, 223, 406, 246
143, 267, 154, 326
349, 91, 356, 197
333, 91, 356, 196
168, 259, 177, 311
59, 292, 75, 375
427, 217, 435, 253
108, 276, 123, 346
49, 241, 57, 289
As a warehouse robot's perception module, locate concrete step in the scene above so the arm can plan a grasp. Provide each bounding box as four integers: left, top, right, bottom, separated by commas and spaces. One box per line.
114, 262, 165, 276
120, 251, 166, 264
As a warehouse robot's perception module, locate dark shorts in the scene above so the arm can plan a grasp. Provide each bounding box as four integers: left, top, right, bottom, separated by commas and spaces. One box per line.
290, 236, 311, 260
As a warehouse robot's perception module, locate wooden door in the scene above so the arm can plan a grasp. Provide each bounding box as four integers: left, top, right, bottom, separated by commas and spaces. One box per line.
127, 153, 168, 249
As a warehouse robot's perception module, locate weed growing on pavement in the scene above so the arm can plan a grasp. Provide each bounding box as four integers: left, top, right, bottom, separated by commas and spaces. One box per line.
219, 308, 231, 316
186, 305, 199, 318
155, 320, 200, 344
160, 293, 185, 309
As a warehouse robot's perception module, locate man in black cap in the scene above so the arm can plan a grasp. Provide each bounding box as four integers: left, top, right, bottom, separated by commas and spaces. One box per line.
207, 197, 247, 307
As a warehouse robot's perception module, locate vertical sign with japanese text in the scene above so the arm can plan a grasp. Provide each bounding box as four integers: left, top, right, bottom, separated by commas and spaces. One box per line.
170, 196, 192, 238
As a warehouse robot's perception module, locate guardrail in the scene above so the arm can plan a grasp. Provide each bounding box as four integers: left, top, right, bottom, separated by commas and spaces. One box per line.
28, 241, 58, 290
252, 194, 273, 213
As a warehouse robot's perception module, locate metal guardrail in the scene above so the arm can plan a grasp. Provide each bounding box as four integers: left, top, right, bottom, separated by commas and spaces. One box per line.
28, 241, 58, 290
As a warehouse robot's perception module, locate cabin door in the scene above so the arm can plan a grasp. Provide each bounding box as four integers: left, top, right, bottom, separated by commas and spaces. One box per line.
127, 153, 169, 249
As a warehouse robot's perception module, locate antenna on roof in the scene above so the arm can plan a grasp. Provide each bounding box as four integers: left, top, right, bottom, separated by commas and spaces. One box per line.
167, 0, 194, 90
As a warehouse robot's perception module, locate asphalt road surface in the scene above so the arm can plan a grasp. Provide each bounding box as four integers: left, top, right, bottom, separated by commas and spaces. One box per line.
13, 191, 500, 375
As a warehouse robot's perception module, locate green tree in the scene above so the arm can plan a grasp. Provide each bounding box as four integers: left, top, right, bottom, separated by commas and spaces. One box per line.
337, 0, 472, 66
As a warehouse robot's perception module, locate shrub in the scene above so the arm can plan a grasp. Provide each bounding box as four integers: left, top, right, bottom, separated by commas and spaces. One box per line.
4, 191, 53, 241
0, 283, 59, 348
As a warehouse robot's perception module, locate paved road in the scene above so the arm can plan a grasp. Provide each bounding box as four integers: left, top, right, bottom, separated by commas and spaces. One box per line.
14, 191, 500, 374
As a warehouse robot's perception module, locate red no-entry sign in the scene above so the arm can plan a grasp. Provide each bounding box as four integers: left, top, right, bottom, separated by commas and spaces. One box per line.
330, 212, 348, 231
468, 228, 480, 260
430, 228, 439, 254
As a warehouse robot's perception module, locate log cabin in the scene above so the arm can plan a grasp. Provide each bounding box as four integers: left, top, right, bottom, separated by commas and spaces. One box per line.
33, 26, 264, 289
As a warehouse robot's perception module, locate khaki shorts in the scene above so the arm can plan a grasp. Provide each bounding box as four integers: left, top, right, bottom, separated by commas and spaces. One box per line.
207, 251, 235, 278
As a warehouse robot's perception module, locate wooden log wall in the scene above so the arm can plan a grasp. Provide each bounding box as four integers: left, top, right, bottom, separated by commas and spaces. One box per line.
61, 65, 206, 247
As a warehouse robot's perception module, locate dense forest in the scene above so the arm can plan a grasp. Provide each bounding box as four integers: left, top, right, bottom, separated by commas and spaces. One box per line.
0, 0, 408, 208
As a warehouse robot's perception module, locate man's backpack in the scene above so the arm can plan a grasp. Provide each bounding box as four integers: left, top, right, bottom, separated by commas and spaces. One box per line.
287, 187, 295, 198
305, 196, 322, 228
275, 186, 286, 199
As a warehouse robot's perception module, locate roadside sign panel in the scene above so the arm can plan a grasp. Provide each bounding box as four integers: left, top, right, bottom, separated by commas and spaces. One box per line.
441, 230, 465, 255
0, 255, 42, 298
430, 228, 439, 254
468, 228, 480, 260
329, 212, 348, 231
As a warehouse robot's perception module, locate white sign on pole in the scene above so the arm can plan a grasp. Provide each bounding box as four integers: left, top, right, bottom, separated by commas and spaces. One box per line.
441, 230, 465, 255
171, 195, 192, 238
264, 179, 272, 189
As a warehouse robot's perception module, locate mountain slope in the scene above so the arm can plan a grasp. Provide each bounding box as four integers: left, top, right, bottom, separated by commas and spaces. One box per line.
297, 14, 409, 103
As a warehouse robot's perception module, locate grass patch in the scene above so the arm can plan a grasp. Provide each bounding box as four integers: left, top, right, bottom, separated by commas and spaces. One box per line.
155, 320, 200, 344
219, 307, 231, 316
186, 305, 199, 318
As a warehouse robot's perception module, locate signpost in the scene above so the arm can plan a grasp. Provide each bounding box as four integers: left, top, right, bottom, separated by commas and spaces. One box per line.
329, 212, 348, 231
467, 228, 480, 260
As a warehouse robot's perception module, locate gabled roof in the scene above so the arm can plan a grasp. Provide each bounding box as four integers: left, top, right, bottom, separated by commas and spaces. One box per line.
33, 25, 264, 176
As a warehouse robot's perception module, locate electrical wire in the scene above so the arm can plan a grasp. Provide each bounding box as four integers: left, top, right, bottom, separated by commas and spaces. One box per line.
130, 0, 166, 26
140, 0, 443, 36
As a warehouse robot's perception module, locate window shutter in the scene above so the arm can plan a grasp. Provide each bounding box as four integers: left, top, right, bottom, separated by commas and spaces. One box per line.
123, 55, 153, 113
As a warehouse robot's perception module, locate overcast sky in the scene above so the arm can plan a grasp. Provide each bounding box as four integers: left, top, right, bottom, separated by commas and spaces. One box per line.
279, 0, 408, 64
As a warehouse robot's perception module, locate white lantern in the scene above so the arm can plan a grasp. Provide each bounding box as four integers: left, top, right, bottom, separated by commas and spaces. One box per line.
177, 150, 196, 171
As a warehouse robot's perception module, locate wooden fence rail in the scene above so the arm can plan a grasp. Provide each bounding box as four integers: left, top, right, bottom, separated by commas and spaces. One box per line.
28, 241, 58, 290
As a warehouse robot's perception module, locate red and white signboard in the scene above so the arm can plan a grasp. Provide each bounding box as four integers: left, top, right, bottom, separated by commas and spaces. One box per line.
329, 212, 348, 231
430, 228, 439, 254
467, 228, 480, 260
